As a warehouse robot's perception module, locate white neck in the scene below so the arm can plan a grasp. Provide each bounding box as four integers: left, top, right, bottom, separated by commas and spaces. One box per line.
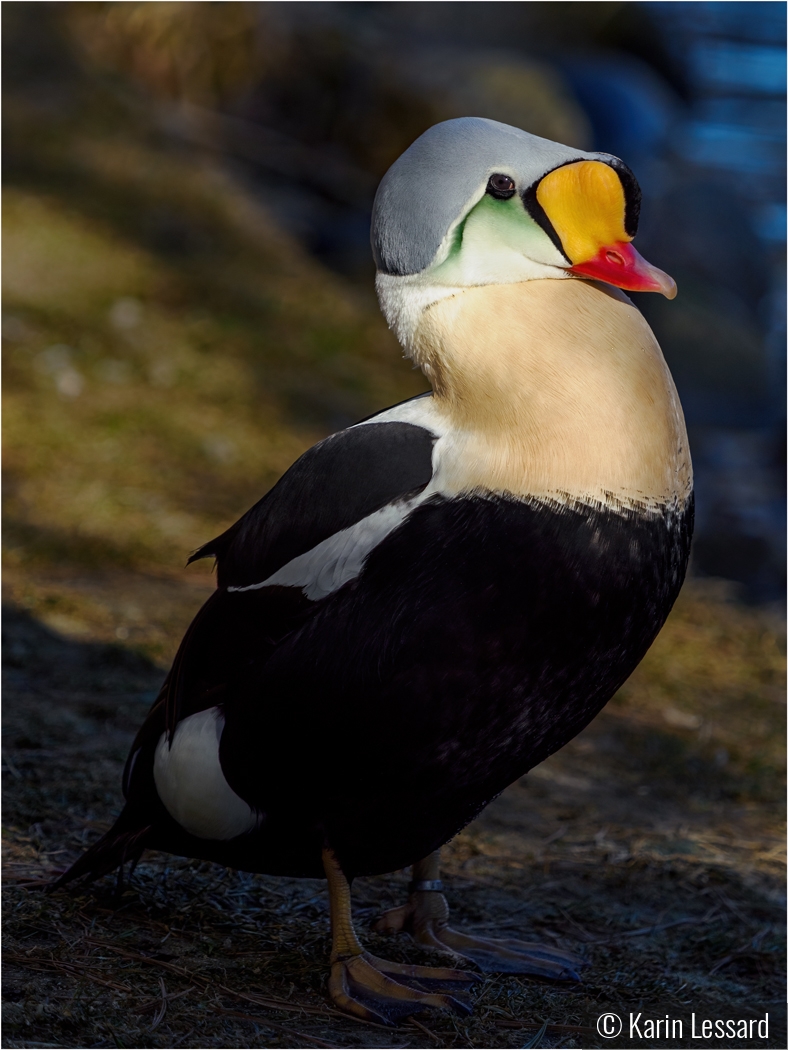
376, 262, 570, 362
375, 272, 463, 359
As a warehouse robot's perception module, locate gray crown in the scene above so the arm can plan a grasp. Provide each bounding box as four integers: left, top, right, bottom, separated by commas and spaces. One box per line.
371, 116, 612, 276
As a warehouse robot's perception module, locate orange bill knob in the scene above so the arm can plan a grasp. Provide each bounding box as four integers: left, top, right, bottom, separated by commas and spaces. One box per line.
536, 160, 677, 299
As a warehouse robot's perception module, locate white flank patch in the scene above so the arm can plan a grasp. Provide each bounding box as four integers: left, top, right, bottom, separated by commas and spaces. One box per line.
153, 708, 260, 840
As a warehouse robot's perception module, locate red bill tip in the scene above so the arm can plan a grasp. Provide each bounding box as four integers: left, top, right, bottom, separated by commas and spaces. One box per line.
569, 242, 677, 299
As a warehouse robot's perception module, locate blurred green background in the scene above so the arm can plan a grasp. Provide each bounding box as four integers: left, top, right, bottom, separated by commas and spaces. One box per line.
3, 1, 785, 604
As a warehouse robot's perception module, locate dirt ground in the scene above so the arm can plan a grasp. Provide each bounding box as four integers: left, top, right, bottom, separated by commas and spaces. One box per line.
2, 567, 785, 1050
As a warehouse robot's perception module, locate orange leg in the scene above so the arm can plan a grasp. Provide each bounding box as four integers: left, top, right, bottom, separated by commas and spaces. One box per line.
374, 850, 586, 981
323, 847, 479, 1025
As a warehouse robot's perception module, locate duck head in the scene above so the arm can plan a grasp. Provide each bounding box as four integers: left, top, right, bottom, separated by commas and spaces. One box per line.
372, 117, 675, 344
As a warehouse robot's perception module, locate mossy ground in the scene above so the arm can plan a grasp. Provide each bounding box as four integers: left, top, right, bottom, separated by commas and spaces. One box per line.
3, 26, 786, 1049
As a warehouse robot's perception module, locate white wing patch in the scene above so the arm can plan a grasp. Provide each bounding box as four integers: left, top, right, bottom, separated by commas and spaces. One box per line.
227, 405, 456, 601
227, 498, 427, 600
153, 708, 260, 840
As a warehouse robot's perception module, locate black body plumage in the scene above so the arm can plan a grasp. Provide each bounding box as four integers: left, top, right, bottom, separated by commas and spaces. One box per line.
55, 413, 693, 887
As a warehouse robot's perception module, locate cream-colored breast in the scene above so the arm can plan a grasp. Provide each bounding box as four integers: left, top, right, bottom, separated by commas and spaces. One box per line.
412, 278, 692, 509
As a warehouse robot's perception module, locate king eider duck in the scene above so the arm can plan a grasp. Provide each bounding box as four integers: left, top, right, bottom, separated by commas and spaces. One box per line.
53, 117, 692, 1024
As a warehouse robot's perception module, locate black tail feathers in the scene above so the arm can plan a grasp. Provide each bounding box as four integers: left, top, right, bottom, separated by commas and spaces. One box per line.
48, 812, 152, 893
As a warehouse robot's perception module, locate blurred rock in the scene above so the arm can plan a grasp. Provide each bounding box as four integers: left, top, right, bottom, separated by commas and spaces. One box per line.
64, 1, 281, 107
392, 46, 591, 150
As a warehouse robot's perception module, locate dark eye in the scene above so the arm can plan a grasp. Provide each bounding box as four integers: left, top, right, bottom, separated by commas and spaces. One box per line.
487, 173, 516, 199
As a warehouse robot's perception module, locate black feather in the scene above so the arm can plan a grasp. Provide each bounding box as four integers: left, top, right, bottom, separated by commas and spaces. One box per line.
189, 422, 435, 588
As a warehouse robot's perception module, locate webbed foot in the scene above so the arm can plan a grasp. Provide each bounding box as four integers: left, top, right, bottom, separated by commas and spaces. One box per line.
329, 950, 478, 1025
374, 886, 585, 980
